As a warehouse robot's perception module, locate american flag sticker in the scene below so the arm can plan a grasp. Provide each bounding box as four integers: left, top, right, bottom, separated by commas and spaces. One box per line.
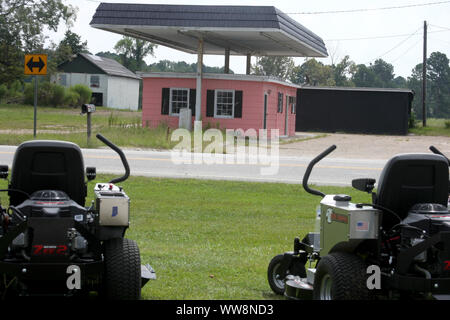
356, 221, 369, 231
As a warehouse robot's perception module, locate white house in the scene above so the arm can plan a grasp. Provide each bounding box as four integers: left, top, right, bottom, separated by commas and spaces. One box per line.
54, 53, 140, 110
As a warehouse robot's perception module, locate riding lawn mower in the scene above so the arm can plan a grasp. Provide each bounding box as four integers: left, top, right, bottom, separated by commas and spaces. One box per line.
0, 134, 155, 298
268, 145, 450, 300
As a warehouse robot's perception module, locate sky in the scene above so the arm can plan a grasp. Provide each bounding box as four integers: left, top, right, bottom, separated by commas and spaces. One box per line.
46, 0, 450, 78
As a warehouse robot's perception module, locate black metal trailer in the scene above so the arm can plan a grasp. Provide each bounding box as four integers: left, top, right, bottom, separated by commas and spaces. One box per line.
295, 87, 414, 135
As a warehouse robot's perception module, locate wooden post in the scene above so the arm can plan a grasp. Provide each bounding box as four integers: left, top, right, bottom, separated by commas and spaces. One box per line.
422, 20, 427, 127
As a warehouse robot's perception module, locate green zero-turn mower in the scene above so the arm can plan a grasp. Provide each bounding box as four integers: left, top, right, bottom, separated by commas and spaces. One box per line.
268, 145, 450, 300
0, 134, 155, 298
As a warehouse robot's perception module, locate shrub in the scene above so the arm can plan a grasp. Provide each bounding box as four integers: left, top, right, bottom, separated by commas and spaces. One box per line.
50, 84, 66, 107
37, 81, 53, 106
408, 111, 417, 129
23, 82, 34, 105
445, 121, 450, 129
70, 84, 92, 105
0, 84, 7, 102
64, 89, 80, 107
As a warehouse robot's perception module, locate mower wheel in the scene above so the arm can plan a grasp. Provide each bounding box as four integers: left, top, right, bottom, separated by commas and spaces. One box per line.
267, 254, 287, 295
104, 238, 141, 300
313, 252, 369, 300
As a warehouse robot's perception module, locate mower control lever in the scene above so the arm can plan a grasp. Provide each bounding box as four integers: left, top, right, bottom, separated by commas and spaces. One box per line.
302, 145, 337, 198
430, 146, 450, 166
96, 133, 130, 184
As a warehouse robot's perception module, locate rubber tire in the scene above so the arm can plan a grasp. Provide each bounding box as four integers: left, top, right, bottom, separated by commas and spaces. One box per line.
313, 252, 369, 300
104, 238, 141, 300
267, 254, 288, 295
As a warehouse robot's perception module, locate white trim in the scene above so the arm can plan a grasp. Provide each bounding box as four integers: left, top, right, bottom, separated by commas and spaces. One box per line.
169, 88, 190, 116
214, 89, 235, 119
138, 72, 301, 89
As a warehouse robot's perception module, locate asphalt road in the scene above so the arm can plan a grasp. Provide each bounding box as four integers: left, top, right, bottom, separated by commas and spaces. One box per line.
0, 145, 386, 186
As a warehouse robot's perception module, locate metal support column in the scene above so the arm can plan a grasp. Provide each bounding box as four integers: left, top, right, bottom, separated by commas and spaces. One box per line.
195, 38, 204, 122
246, 53, 251, 75
33, 76, 37, 138
224, 48, 230, 74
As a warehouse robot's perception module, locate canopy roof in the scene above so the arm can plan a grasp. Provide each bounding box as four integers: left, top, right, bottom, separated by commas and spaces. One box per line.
90, 3, 328, 57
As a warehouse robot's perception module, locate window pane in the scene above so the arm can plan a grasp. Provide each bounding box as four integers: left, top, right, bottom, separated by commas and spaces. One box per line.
216, 91, 234, 117
90, 76, 99, 88
170, 88, 189, 114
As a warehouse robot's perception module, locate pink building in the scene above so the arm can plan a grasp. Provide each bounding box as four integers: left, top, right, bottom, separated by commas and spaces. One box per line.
141, 73, 298, 136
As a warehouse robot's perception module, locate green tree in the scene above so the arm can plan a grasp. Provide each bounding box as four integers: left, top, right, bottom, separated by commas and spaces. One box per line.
351, 59, 396, 88
96, 51, 121, 62
0, 0, 76, 85
331, 55, 355, 87
59, 30, 88, 55
290, 58, 335, 86
114, 37, 156, 72
407, 51, 450, 119
371, 59, 395, 87
252, 56, 295, 81
352, 64, 382, 87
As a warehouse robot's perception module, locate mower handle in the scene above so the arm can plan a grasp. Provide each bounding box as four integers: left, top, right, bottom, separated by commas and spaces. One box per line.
96, 134, 130, 184
430, 146, 450, 166
302, 145, 337, 198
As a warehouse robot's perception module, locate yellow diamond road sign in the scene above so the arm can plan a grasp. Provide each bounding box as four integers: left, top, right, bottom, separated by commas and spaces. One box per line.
24, 54, 47, 75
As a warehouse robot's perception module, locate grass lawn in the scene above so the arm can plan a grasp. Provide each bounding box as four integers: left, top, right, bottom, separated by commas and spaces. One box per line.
409, 118, 450, 137
0, 104, 177, 149
37, 174, 372, 300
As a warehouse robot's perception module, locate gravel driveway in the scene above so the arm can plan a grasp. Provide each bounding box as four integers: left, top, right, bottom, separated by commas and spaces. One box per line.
280, 133, 450, 160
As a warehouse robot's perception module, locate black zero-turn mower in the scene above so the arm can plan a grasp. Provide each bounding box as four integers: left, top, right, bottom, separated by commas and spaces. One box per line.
268, 145, 450, 300
0, 134, 155, 298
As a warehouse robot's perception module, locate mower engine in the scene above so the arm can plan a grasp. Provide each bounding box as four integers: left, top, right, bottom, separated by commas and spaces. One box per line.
390, 203, 450, 277
5, 190, 94, 262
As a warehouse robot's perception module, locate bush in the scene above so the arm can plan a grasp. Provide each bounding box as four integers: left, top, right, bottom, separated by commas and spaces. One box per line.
37, 81, 53, 106
64, 89, 80, 107
50, 84, 66, 107
0, 84, 7, 102
23, 82, 34, 105
408, 110, 417, 129
445, 121, 450, 129
70, 84, 92, 105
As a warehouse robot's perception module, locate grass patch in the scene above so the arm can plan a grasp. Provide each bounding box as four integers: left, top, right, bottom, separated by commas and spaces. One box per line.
0, 104, 177, 149
409, 118, 450, 137
3, 174, 366, 300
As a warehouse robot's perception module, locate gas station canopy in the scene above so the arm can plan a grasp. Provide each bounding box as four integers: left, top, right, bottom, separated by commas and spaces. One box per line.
90, 3, 328, 58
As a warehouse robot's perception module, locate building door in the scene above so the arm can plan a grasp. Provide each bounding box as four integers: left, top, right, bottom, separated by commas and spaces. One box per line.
285, 95, 289, 136
263, 93, 268, 129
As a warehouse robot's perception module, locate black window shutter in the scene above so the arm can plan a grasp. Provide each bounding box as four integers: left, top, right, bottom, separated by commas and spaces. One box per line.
189, 89, 196, 116
278, 92, 283, 113
206, 90, 215, 117
234, 90, 243, 118
161, 88, 170, 115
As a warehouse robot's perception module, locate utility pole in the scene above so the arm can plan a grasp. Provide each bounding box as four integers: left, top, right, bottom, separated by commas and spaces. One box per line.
422, 20, 427, 127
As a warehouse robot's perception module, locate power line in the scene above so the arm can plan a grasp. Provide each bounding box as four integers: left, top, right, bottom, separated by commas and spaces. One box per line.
365, 27, 421, 64
325, 27, 450, 42
391, 38, 422, 62
286, 0, 450, 15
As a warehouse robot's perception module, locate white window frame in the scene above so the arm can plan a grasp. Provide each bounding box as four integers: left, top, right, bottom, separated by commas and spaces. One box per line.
169, 88, 190, 116
214, 89, 235, 119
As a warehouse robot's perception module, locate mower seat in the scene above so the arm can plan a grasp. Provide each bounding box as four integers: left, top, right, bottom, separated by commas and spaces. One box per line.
375, 153, 449, 228
9, 140, 87, 207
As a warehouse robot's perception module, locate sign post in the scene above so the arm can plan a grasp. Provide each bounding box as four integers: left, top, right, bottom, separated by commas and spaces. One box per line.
24, 54, 48, 138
